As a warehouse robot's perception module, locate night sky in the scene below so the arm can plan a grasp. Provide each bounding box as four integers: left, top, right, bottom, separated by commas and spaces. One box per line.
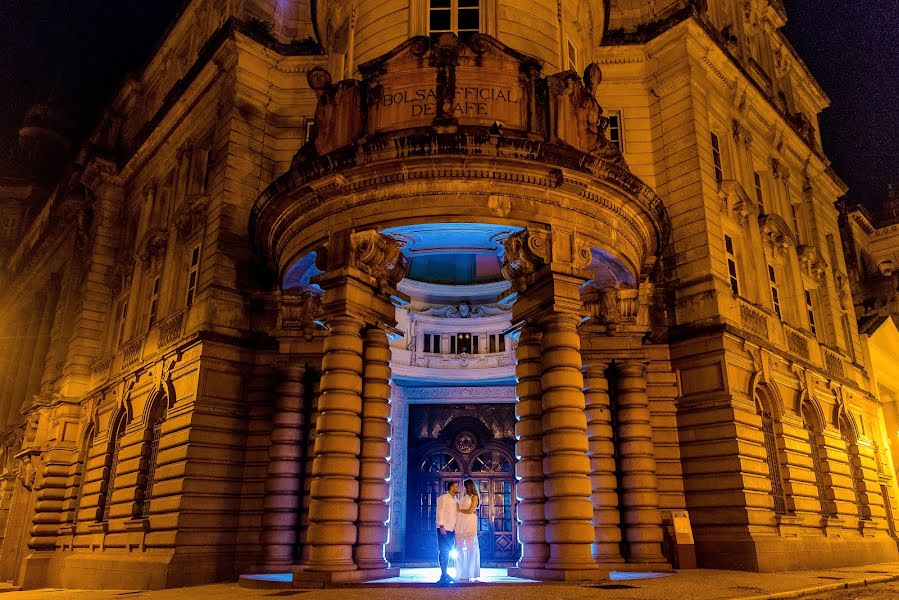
1, 0, 897, 208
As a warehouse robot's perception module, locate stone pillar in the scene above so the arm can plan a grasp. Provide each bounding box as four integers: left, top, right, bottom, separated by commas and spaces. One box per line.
513, 325, 549, 569
303, 315, 366, 572
354, 326, 392, 570
25, 286, 60, 402
614, 360, 666, 565
296, 229, 405, 583
260, 361, 306, 571
502, 227, 603, 581
298, 372, 320, 565
540, 312, 597, 570
584, 361, 624, 564
8, 299, 46, 425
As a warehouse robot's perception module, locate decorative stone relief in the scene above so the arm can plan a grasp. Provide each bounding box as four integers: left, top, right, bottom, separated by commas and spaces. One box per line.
500, 229, 550, 291
759, 213, 796, 256
279, 289, 324, 338
350, 229, 409, 288
138, 227, 169, 270
414, 302, 509, 318
798, 245, 828, 282
174, 194, 208, 240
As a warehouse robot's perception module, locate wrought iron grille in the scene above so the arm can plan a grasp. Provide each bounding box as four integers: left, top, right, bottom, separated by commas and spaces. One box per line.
762, 416, 786, 514
806, 428, 833, 516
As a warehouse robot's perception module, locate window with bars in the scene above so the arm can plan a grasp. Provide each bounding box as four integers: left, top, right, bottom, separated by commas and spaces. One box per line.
429, 0, 481, 42
607, 113, 622, 152
840, 417, 871, 520
760, 413, 787, 515
148, 277, 161, 330
725, 234, 740, 295
710, 132, 723, 184
754, 171, 765, 214
768, 265, 781, 319
186, 246, 201, 307
100, 413, 127, 522
881, 484, 897, 538
139, 398, 168, 519
805, 290, 817, 337
70, 427, 94, 524
803, 414, 835, 516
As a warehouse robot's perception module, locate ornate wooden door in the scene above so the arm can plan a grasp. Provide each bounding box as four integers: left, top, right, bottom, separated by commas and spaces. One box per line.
406, 438, 518, 563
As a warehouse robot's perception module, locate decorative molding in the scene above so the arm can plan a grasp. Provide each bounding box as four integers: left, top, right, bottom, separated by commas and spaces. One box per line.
413, 302, 509, 319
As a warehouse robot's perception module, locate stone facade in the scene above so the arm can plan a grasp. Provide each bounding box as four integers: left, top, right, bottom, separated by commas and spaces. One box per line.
0, 0, 896, 590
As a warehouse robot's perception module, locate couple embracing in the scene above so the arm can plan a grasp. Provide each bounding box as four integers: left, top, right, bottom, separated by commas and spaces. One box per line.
435, 479, 481, 585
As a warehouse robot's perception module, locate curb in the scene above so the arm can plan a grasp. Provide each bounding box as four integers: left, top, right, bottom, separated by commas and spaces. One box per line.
735, 573, 899, 599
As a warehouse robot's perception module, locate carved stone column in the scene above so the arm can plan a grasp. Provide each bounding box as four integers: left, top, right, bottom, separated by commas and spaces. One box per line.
540, 312, 596, 570
260, 361, 306, 571
354, 326, 392, 570
614, 360, 666, 565
303, 315, 366, 572
584, 361, 624, 564
513, 325, 549, 569
502, 228, 603, 580
296, 229, 405, 582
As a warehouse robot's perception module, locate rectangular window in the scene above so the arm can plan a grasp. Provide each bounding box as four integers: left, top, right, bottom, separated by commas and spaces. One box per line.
450, 335, 457, 354
186, 246, 200, 307
433, 334, 441, 353
304, 118, 316, 144
116, 299, 129, 347
429, 0, 480, 42
754, 171, 765, 213
768, 265, 781, 319
499, 333, 506, 352
471, 335, 479, 354
791, 204, 802, 244
567, 39, 578, 71
842, 314, 856, 361
806, 290, 817, 337
725, 234, 739, 295
607, 113, 622, 152
710, 132, 723, 184
424, 334, 432, 353
148, 277, 161, 329
489, 334, 497, 354
457, 332, 472, 354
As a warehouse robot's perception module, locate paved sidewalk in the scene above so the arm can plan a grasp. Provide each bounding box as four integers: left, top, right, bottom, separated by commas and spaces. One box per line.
4, 562, 899, 600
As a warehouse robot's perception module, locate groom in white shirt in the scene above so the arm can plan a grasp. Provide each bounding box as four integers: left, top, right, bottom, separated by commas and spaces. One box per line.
436, 480, 459, 585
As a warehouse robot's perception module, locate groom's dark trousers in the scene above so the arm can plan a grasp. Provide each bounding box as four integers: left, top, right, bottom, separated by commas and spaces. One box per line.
437, 530, 456, 578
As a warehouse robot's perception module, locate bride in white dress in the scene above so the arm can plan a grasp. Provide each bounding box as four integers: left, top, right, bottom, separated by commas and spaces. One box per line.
456, 479, 481, 581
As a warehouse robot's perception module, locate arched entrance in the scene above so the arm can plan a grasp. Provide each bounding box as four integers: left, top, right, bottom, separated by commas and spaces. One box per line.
406, 418, 518, 564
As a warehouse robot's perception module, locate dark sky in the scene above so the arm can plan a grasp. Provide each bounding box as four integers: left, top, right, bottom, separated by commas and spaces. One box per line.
1, 0, 897, 208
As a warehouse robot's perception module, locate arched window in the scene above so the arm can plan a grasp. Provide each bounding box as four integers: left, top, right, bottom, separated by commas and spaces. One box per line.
99, 411, 127, 522
469, 450, 512, 473
839, 414, 871, 521
756, 392, 787, 514
70, 424, 94, 524
801, 403, 834, 516
429, 0, 481, 42
420, 452, 462, 473
138, 395, 168, 518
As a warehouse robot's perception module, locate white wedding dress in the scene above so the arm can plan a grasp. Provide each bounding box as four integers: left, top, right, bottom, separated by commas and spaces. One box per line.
455, 493, 481, 580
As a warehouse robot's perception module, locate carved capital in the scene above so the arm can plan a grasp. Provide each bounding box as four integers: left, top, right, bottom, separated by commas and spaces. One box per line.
350, 230, 408, 288
500, 229, 550, 291
174, 194, 209, 240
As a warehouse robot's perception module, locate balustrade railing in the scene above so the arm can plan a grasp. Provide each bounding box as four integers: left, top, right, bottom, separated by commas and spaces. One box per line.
785, 327, 810, 360
739, 301, 769, 338
121, 335, 145, 370
156, 310, 186, 349
822, 347, 845, 379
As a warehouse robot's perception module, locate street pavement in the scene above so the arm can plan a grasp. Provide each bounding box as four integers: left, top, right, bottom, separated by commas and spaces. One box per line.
3, 562, 899, 600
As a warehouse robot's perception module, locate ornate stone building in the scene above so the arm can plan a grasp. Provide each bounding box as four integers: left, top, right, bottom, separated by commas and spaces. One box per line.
0, 0, 897, 590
